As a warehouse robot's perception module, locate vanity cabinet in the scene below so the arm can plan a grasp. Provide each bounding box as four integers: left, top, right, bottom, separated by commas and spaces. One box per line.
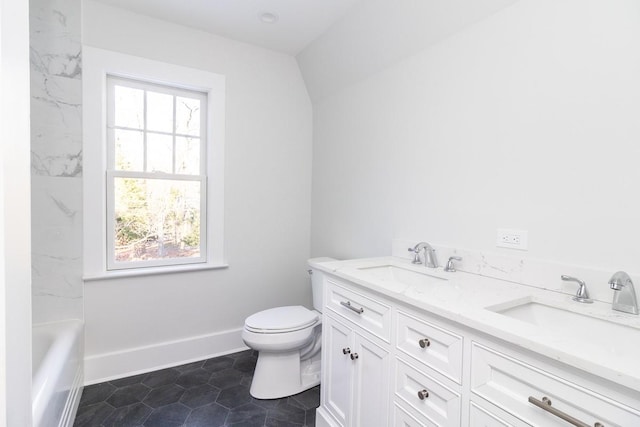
321, 279, 391, 427
316, 272, 640, 427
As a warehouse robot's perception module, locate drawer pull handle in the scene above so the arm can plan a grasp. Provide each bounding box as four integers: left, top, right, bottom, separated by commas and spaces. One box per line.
340, 301, 364, 314
419, 338, 431, 348
350, 353, 359, 360
417, 389, 429, 400
342, 347, 351, 355
528, 396, 603, 427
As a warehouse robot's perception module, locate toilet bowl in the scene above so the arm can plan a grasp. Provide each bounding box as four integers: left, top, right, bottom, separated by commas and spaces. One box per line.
242, 305, 322, 399
242, 257, 334, 399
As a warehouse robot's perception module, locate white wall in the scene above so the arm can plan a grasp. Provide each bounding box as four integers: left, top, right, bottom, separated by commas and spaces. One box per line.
309, 0, 640, 274
82, 0, 313, 382
297, 0, 518, 102
0, 0, 32, 423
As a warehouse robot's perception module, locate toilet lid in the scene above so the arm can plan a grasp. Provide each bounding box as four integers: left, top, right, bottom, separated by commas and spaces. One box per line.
245, 306, 319, 333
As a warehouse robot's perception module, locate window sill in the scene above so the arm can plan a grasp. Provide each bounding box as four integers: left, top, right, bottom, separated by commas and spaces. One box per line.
83, 262, 229, 282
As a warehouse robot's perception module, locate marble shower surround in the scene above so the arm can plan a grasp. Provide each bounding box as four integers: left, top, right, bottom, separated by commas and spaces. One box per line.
30, 0, 83, 323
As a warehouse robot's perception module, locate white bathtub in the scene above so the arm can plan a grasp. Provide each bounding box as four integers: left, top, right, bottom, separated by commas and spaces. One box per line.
32, 320, 84, 427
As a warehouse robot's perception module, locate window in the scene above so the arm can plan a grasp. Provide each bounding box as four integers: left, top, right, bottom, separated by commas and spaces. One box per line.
107, 77, 207, 269
83, 47, 226, 278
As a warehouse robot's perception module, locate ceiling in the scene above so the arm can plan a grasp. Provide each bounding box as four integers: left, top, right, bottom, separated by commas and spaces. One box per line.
92, 0, 362, 55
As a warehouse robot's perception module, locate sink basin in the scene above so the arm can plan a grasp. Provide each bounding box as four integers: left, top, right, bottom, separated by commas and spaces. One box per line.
356, 264, 447, 292
488, 298, 640, 356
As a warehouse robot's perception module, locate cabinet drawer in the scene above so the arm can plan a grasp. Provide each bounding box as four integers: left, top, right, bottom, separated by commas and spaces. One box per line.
394, 358, 461, 426
469, 401, 517, 427
393, 402, 436, 427
326, 280, 391, 342
471, 342, 640, 427
396, 310, 463, 384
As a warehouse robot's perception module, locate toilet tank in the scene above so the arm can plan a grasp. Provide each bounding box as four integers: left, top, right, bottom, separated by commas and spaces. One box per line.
308, 257, 336, 313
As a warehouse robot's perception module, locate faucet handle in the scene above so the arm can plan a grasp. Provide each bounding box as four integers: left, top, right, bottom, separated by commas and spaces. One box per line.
407, 247, 421, 264
444, 256, 462, 272
561, 275, 593, 303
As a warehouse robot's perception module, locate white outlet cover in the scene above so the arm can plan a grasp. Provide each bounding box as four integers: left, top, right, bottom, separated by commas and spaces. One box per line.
496, 229, 528, 250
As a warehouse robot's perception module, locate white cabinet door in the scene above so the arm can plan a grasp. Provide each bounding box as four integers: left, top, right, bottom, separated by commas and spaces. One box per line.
323, 316, 354, 426
352, 333, 391, 427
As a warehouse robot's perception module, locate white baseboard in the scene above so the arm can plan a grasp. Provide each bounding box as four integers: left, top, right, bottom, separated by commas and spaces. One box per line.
84, 327, 247, 385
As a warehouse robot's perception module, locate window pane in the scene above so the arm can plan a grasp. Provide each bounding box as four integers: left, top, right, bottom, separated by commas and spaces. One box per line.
114, 129, 144, 171
114, 85, 144, 129
147, 133, 173, 173
175, 137, 200, 174
147, 91, 174, 133
114, 177, 201, 262
176, 96, 201, 136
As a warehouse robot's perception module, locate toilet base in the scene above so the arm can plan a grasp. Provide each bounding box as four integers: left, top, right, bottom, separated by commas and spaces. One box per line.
250, 350, 321, 399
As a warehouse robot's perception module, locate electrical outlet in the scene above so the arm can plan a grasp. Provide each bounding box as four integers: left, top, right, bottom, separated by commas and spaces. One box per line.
496, 229, 528, 250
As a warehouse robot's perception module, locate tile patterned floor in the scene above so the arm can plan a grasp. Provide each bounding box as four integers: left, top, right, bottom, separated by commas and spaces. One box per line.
74, 350, 319, 427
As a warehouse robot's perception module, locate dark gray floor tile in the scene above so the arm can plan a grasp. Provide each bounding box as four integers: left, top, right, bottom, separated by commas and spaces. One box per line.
174, 360, 204, 372
107, 383, 151, 408
227, 414, 268, 427
216, 384, 252, 409
240, 376, 253, 387
143, 402, 191, 427
208, 368, 245, 389
176, 367, 212, 388
202, 356, 234, 372
265, 417, 305, 427
102, 402, 153, 427
232, 355, 257, 374
73, 402, 115, 427
143, 368, 180, 388
74, 350, 319, 427
180, 383, 221, 409
289, 386, 320, 411
78, 382, 116, 407
227, 349, 255, 359
252, 397, 283, 410
183, 402, 228, 426
143, 383, 186, 408
305, 408, 316, 427
226, 402, 267, 425
109, 373, 148, 388
267, 401, 306, 425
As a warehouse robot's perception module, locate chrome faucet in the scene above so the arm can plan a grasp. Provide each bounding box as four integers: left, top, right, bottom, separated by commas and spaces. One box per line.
407, 242, 438, 268
609, 271, 638, 315
561, 275, 593, 303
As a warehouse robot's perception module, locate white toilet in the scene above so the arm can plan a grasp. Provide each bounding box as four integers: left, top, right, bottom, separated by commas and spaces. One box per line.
242, 257, 334, 399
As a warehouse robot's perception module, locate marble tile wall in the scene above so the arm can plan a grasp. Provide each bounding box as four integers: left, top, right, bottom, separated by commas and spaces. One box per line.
30, 0, 83, 324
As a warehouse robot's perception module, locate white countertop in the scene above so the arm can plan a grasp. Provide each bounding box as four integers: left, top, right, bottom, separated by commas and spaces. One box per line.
310, 256, 640, 393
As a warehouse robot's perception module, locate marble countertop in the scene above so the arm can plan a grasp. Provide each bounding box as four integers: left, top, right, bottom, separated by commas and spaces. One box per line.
309, 256, 640, 393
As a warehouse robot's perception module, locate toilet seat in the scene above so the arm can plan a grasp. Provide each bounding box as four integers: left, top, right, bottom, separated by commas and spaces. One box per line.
245, 306, 319, 334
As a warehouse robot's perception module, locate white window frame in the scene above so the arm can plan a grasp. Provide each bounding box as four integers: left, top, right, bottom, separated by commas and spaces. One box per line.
83, 47, 226, 279
106, 76, 208, 270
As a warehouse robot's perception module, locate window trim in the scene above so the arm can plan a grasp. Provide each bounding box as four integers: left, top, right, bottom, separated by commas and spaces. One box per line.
83, 46, 226, 279
106, 76, 208, 270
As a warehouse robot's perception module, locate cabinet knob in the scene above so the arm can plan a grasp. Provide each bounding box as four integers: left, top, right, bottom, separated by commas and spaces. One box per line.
350, 353, 359, 360
417, 389, 429, 400
342, 347, 351, 355
419, 338, 431, 348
